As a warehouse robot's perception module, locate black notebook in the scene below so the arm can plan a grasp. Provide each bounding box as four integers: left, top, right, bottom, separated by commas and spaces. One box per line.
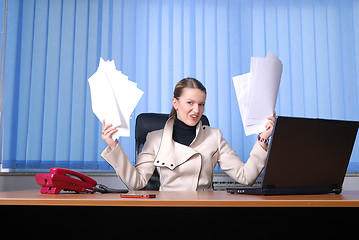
227, 116, 359, 196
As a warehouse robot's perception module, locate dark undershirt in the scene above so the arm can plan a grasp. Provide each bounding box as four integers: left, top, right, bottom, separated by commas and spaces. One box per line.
172, 117, 197, 146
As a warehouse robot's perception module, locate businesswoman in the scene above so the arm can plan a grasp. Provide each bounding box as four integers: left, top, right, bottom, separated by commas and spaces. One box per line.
101, 78, 275, 191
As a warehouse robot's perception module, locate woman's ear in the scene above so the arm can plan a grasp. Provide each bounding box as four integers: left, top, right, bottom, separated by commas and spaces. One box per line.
172, 97, 178, 110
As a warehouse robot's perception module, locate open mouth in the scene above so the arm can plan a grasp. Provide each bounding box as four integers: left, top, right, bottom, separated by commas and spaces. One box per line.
190, 114, 199, 120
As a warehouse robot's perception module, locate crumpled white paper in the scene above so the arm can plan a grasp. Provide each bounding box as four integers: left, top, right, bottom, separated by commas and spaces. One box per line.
233, 51, 283, 136
88, 58, 144, 140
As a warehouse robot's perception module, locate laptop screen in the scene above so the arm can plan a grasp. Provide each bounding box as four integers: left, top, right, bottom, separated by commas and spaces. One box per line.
262, 116, 359, 189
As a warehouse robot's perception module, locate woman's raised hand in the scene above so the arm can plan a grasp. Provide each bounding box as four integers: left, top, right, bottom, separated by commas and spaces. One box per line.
101, 120, 118, 150
258, 111, 276, 151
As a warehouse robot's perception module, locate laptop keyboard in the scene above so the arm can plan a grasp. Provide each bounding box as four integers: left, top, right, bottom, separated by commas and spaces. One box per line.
213, 173, 263, 191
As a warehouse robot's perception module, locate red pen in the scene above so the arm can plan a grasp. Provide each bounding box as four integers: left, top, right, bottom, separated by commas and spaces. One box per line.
120, 194, 156, 199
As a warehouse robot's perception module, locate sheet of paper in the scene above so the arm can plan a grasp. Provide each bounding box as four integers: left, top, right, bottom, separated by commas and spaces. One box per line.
88, 58, 144, 140
233, 73, 250, 127
233, 51, 283, 136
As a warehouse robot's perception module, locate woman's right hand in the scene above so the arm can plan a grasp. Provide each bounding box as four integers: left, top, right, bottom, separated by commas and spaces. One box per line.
101, 120, 118, 150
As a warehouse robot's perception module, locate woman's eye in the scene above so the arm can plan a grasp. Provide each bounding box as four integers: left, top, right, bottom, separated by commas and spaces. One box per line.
187, 101, 193, 105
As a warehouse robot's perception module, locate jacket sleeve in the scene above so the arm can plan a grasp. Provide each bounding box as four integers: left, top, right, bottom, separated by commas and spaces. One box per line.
216, 130, 267, 185
101, 133, 157, 190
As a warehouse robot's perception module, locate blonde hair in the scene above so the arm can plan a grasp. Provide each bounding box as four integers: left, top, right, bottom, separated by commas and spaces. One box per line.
169, 78, 207, 119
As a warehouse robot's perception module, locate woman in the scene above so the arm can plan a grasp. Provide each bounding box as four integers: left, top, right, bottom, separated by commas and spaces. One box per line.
101, 78, 275, 191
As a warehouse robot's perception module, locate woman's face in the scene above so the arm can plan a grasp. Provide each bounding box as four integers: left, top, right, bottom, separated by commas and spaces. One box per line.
172, 88, 206, 126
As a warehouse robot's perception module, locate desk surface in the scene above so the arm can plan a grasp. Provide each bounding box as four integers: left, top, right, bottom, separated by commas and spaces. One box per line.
1, 190, 359, 207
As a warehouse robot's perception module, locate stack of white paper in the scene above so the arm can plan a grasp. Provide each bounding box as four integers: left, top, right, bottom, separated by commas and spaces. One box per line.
88, 58, 144, 140
233, 51, 283, 136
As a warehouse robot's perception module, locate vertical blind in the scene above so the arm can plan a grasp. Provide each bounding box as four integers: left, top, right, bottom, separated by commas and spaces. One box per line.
2, 0, 359, 172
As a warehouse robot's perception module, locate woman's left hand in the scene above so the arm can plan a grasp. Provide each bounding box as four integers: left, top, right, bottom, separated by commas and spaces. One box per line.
260, 111, 276, 139
258, 111, 276, 150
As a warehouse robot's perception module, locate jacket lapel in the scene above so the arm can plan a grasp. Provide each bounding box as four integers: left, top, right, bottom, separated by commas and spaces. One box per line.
154, 117, 201, 170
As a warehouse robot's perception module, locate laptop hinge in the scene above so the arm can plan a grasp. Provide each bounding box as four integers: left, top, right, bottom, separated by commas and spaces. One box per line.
330, 184, 342, 194
266, 185, 276, 189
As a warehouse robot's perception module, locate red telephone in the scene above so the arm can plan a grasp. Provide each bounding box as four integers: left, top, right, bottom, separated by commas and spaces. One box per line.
35, 167, 97, 194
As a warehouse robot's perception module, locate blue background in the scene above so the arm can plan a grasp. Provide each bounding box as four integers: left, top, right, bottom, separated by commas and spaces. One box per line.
1, 0, 359, 173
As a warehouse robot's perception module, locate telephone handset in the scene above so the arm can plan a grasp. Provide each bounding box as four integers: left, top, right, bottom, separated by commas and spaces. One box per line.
35, 167, 97, 194
35, 167, 128, 194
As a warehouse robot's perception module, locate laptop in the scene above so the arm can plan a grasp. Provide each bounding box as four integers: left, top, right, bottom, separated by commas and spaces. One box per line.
227, 116, 359, 196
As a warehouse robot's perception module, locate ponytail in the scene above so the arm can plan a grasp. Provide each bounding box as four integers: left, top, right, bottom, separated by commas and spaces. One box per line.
169, 106, 177, 119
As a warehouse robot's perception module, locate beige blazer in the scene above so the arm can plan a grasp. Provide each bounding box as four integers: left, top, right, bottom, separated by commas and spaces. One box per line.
101, 117, 267, 191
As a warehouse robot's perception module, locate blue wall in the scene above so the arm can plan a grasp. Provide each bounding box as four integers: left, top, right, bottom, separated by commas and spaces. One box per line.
2, 0, 359, 172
